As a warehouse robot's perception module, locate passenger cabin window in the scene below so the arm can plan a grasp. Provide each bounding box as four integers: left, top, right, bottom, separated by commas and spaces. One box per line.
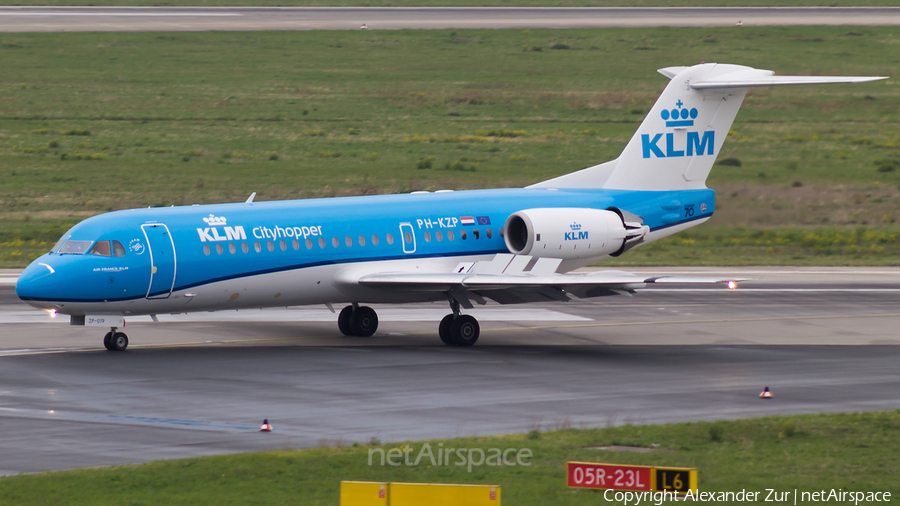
88, 241, 111, 256
58, 240, 93, 255
486, 228, 493, 239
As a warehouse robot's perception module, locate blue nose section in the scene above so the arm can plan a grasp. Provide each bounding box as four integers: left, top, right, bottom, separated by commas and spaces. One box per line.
15, 257, 58, 301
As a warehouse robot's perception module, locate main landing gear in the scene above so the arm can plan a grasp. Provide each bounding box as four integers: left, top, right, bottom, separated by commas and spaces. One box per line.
103, 327, 129, 351
439, 298, 480, 347
334, 300, 480, 346
337, 304, 379, 337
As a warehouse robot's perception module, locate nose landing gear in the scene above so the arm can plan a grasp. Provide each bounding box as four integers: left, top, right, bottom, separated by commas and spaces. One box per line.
103, 327, 129, 351
337, 304, 379, 337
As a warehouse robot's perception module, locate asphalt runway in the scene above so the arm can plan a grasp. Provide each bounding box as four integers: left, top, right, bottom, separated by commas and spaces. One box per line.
0, 6, 898, 32
1, 267, 900, 475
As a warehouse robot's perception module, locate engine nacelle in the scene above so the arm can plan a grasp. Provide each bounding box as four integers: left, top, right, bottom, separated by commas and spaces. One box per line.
504, 208, 647, 260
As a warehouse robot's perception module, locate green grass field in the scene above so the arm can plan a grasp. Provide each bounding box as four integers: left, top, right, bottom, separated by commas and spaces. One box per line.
0, 411, 897, 505
0, 27, 898, 267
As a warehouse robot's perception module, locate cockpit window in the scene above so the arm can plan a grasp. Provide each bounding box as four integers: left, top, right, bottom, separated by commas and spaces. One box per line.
58, 240, 93, 255
112, 240, 126, 257
51, 234, 70, 253
88, 241, 111, 257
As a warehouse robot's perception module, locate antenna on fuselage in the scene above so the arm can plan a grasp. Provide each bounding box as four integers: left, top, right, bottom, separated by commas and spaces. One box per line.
245, 192, 257, 204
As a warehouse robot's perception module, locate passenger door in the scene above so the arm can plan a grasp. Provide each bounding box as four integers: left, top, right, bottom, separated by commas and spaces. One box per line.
141, 223, 177, 299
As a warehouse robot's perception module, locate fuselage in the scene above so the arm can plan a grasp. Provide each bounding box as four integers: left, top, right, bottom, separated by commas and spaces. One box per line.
16, 186, 714, 317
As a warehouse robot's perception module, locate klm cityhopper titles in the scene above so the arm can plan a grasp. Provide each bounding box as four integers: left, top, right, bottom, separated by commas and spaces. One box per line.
16, 63, 886, 350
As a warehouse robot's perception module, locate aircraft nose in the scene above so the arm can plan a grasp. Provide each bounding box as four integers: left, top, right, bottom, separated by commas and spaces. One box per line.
15, 257, 59, 302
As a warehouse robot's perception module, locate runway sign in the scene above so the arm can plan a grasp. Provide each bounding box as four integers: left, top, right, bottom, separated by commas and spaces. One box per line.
390, 482, 500, 505
654, 466, 697, 494
340, 481, 500, 505
340, 481, 387, 506
566, 462, 696, 493
567, 462, 651, 491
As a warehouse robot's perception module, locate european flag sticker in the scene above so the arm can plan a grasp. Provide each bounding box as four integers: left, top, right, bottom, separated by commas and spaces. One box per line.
476, 216, 491, 225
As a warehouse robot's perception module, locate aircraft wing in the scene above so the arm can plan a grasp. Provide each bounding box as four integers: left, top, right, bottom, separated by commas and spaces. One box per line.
354, 254, 741, 307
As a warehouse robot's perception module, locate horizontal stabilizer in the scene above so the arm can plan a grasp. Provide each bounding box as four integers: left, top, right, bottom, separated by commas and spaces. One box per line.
658, 66, 689, 79
691, 69, 887, 89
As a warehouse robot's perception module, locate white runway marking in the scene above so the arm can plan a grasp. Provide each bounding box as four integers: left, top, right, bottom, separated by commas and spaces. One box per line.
0, 307, 591, 325
0, 277, 19, 286
0, 407, 258, 432
0, 12, 240, 17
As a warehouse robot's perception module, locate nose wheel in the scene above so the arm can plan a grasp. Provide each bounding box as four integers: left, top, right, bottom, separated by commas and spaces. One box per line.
337, 305, 379, 337
103, 328, 129, 351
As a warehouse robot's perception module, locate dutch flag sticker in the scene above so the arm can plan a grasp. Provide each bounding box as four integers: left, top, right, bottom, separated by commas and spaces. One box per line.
460, 216, 476, 226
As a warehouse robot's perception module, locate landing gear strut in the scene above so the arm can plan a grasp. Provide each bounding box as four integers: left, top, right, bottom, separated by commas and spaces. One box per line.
337, 304, 379, 337
103, 327, 128, 351
439, 297, 480, 347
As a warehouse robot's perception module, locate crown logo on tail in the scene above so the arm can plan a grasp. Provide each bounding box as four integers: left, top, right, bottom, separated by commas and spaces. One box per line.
661, 100, 698, 127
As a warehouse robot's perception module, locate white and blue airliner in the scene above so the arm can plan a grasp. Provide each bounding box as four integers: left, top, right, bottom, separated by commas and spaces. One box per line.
15, 64, 886, 350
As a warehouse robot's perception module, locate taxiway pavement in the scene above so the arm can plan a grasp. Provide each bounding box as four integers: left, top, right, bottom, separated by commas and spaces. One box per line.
0, 7, 897, 32
1, 267, 899, 475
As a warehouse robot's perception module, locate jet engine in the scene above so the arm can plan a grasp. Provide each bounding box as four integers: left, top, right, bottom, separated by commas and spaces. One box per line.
504, 207, 648, 260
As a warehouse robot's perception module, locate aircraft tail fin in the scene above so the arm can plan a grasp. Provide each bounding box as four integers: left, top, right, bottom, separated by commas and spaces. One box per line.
529, 63, 886, 191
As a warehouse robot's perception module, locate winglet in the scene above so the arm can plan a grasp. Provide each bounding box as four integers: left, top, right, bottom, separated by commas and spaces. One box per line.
245, 192, 257, 204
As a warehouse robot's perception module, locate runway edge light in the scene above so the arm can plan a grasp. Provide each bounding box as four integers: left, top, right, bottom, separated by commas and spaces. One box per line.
259, 419, 272, 432
760, 387, 773, 399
